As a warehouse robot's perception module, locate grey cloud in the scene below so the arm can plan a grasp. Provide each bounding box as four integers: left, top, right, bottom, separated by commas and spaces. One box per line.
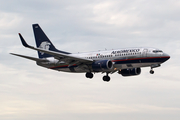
0, 0, 180, 120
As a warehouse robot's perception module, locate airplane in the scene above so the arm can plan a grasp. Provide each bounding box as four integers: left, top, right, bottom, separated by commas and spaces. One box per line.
10, 24, 170, 82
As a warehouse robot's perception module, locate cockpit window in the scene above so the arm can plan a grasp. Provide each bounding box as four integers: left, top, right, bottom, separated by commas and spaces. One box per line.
153, 50, 163, 53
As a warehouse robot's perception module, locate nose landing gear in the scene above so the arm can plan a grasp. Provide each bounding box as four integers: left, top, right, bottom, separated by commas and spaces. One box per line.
149, 64, 161, 74
150, 69, 154, 74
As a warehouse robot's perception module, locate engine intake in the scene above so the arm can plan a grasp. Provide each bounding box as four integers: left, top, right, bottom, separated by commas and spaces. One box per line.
92, 60, 113, 72
120, 68, 141, 76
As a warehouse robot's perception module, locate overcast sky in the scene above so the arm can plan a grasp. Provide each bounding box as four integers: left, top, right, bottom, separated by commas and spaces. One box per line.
0, 0, 180, 120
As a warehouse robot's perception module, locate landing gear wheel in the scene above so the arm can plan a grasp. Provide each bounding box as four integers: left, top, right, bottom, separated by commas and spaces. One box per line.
85, 72, 93, 79
103, 76, 110, 82
150, 70, 154, 74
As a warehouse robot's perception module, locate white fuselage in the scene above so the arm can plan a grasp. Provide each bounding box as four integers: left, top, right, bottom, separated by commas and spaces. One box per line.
37, 47, 170, 73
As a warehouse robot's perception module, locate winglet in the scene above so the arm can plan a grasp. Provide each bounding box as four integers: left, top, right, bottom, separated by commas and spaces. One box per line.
18, 33, 32, 48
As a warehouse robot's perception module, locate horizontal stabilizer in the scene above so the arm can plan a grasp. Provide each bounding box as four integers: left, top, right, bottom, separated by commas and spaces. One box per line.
10, 53, 48, 62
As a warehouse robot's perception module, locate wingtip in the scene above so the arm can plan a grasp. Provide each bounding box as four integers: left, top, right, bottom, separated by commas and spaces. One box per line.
32, 23, 39, 27
10, 53, 17, 56
32, 23, 39, 25
18, 33, 23, 37
18, 33, 31, 48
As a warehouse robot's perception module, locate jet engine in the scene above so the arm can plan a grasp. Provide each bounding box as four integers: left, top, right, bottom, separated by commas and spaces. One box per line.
92, 60, 113, 72
119, 68, 141, 76
46, 57, 59, 64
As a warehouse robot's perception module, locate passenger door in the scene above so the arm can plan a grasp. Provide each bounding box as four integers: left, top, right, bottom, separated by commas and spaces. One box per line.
142, 49, 148, 57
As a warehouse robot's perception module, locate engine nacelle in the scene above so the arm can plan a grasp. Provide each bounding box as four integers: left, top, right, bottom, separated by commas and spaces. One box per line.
92, 60, 113, 72
120, 68, 141, 76
46, 57, 59, 64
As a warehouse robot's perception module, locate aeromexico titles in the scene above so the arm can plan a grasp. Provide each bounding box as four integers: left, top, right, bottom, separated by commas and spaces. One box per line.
11, 24, 170, 82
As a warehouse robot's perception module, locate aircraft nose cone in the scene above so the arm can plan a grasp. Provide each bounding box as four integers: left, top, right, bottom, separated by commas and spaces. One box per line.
163, 53, 170, 61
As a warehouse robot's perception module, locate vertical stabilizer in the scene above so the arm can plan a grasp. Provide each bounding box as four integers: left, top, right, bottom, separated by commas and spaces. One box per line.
32, 24, 70, 58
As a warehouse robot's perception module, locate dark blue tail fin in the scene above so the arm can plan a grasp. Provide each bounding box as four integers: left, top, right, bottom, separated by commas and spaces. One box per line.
32, 24, 70, 58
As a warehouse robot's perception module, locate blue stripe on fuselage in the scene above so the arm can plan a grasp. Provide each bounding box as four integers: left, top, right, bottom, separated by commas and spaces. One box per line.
112, 56, 170, 64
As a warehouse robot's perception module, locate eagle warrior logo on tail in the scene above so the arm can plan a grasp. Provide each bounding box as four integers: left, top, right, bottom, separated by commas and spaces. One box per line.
39, 41, 51, 55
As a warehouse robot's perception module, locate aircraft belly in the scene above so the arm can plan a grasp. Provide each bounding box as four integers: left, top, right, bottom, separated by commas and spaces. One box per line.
49, 65, 89, 73
113, 56, 165, 69
114, 62, 161, 69
57, 68, 88, 73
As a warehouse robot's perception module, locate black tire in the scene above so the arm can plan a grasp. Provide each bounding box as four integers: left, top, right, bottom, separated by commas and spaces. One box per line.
85, 72, 93, 79
103, 76, 110, 82
150, 70, 154, 74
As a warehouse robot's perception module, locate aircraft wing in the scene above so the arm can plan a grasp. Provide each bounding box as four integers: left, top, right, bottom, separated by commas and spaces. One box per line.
10, 53, 49, 62
18, 33, 93, 64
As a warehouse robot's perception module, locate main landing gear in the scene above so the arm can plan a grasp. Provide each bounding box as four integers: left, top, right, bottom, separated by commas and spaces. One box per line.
103, 73, 110, 82
85, 72, 111, 82
85, 72, 93, 78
